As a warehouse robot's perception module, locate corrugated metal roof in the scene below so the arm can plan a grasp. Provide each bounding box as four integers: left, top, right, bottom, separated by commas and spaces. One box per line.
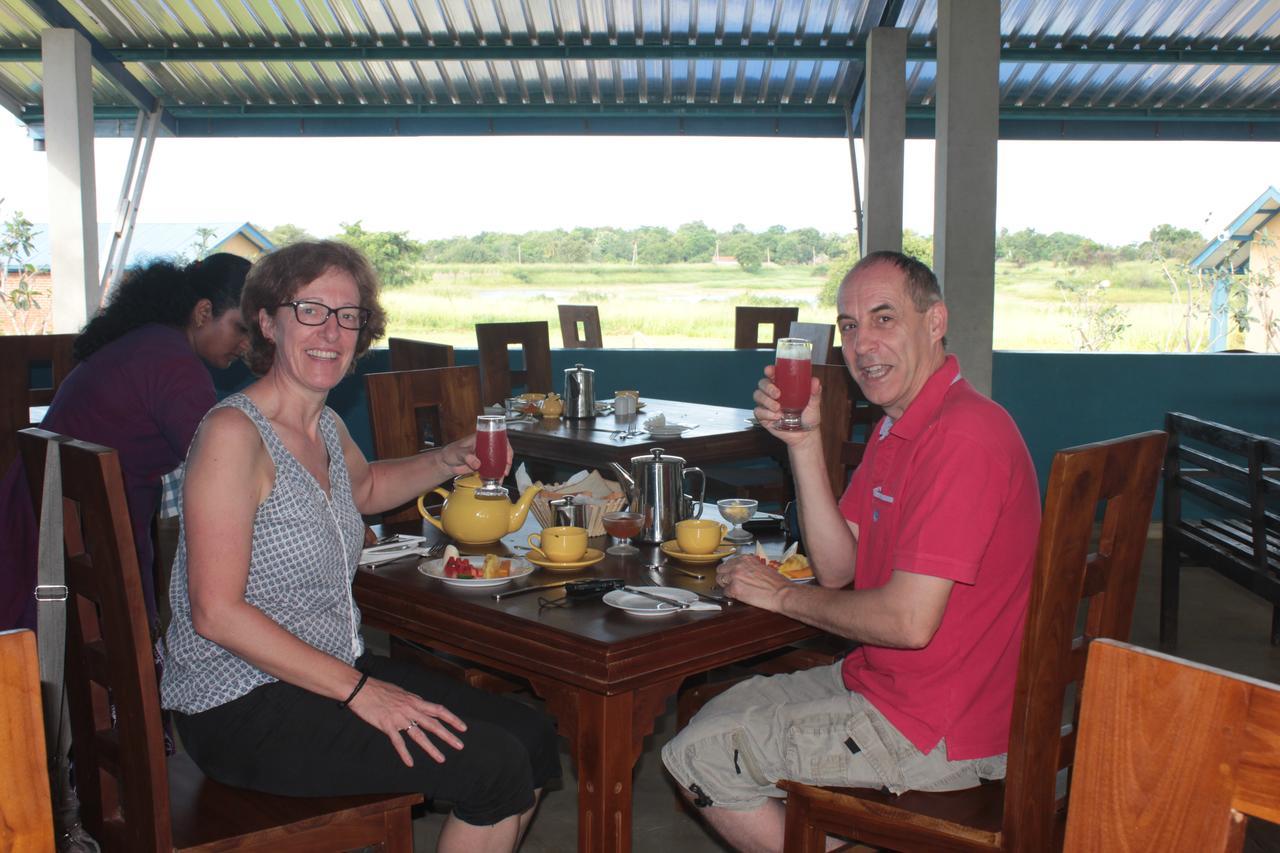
0, 0, 1278, 139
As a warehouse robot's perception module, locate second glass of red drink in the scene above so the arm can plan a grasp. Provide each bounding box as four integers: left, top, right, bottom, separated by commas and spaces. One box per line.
474, 415, 509, 498
774, 337, 813, 431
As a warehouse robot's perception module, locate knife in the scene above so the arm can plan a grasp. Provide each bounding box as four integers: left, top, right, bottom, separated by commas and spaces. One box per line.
491, 580, 572, 601
622, 586, 720, 611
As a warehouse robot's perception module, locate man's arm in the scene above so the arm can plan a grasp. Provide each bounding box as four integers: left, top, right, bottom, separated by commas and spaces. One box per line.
718, 560, 954, 649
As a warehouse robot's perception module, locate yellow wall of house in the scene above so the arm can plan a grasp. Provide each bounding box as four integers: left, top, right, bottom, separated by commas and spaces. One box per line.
1245, 219, 1279, 352
216, 233, 268, 260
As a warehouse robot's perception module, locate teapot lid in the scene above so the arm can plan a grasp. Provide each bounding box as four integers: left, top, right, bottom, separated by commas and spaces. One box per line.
453, 473, 484, 489
565, 362, 594, 375
631, 447, 684, 466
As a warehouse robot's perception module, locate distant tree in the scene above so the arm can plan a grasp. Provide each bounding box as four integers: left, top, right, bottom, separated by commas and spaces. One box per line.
674, 221, 717, 262
337, 221, 424, 287
0, 202, 44, 333
736, 244, 764, 273
264, 223, 313, 246
1144, 224, 1206, 264
635, 226, 678, 264
902, 230, 933, 266
818, 235, 860, 306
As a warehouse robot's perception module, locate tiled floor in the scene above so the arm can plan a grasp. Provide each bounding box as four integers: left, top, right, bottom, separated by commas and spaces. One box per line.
395, 532, 1280, 851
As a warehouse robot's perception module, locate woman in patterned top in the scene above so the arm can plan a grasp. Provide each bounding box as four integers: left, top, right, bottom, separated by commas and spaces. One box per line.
161, 241, 559, 852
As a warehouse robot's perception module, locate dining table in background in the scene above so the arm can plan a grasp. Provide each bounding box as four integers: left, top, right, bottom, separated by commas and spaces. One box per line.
504, 396, 782, 473
353, 508, 818, 853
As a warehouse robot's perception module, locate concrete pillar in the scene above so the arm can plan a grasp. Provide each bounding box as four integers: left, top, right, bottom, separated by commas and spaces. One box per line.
42, 28, 99, 331
933, 0, 999, 396
863, 27, 907, 254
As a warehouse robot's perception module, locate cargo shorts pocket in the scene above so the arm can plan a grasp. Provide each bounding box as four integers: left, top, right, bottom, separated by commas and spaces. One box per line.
784, 710, 894, 792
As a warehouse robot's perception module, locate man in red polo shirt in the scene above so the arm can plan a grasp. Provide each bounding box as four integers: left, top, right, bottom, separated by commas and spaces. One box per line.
662, 251, 1040, 853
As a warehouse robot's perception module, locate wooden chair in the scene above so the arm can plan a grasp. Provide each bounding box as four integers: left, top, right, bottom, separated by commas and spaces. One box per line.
812, 363, 882, 499
780, 430, 1168, 853
1062, 639, 1280, 851
0, 628, 54, 853
558, 305, 603, 349
734, 307, 800, 350
0, 333, 76, 472
387, 337, 454, 371
365, 365, 483, 525
18, 428, 419, 853
789, 322, 838, 365
475, 321, 553, 406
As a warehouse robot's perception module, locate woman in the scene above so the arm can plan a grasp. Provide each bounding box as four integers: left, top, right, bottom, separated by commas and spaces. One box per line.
0, 253, 251, 631
161, 241, 558, 852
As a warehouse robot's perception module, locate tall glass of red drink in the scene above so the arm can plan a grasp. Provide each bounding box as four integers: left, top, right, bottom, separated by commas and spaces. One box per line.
474, 415, 509, 497
774, 337, 813, 431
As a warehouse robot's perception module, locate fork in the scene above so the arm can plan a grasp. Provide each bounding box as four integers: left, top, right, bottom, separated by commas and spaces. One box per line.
424, 540, 448, 559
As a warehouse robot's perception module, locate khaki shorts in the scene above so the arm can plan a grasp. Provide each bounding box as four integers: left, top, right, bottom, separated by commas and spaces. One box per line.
661, 663, 1007, 811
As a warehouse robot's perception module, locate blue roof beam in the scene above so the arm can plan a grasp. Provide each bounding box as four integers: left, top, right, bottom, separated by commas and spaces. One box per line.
23, 0, 175, 135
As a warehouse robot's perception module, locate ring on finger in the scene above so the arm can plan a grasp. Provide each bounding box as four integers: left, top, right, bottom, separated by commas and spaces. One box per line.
402, 721, 420, 733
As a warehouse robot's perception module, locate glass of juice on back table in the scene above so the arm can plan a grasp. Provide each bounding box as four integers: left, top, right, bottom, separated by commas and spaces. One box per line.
474, 415, 509, 497
774, 337, 813, 431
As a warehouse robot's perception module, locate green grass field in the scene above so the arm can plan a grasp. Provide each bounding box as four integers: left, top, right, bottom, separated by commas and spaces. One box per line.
382, 260, 1217, 352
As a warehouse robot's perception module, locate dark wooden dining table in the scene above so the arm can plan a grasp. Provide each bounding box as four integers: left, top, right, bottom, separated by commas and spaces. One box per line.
354, 508, 818, 853
504, 396, 782, 472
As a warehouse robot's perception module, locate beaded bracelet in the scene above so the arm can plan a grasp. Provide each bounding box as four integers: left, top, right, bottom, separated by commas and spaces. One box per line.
338, 671, 369, 708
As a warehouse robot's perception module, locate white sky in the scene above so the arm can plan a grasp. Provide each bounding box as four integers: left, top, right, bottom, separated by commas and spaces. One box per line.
2, 115, 1279, 246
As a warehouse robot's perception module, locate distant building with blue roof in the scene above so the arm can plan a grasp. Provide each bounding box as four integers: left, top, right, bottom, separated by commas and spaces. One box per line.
1192, 187, 1280, 353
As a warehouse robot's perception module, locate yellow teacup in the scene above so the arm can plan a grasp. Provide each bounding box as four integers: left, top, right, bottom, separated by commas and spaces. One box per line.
675, 519, 730, 555
527, 526, 589, 563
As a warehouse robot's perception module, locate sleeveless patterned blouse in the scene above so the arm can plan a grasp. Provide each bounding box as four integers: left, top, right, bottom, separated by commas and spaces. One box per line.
161, 393, 365, 714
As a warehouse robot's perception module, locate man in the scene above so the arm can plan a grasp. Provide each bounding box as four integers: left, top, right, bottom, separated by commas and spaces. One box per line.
661, 251, 1041, 853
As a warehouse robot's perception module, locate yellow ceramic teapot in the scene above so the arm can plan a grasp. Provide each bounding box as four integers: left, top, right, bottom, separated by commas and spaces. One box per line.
418, 474, 542, 545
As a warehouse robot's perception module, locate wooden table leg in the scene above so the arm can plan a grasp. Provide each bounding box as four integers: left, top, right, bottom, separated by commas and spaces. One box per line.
532, 677, 682, 853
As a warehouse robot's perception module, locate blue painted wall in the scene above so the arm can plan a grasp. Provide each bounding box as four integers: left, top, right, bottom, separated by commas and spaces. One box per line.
215, 348, 1279, 512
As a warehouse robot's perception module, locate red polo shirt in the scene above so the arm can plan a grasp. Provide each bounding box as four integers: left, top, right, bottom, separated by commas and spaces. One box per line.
838, 354, 1040, 760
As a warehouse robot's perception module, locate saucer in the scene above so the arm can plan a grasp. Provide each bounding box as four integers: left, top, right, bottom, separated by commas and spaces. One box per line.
659, 541, 736, 565
526, 547, 606, 572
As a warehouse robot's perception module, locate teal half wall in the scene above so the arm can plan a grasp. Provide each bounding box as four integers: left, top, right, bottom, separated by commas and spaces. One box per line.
214, 348, 1278, 509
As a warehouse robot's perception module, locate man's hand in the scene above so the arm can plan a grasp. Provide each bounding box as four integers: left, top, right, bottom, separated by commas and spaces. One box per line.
753, 364, 822, 447
716, 553, 791, 611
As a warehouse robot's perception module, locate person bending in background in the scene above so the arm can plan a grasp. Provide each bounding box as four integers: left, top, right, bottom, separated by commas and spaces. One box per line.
662, 252, 1041, 853
0, 253, 250, 633
162, 241, 558, 853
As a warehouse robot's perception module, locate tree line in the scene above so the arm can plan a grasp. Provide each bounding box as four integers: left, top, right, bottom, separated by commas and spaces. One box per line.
262, 221, 1209, 289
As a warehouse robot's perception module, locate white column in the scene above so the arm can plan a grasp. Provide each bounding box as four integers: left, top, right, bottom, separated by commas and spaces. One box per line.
933, 0, 999, 396
42, 28, 99, 331
863, 27, 907, 254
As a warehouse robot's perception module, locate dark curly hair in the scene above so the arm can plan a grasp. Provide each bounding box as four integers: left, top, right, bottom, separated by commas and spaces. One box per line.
241, 240, 387, 376
73, 253, 251, 361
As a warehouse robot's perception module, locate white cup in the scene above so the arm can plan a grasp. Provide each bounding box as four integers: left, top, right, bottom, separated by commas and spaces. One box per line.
614, 394, 635, 415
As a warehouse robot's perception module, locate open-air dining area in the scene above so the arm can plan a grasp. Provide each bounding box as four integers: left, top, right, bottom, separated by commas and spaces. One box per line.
3, 0, 1280, 851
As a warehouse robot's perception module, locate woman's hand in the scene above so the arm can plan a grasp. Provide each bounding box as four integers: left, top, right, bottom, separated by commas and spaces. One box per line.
440, 432, 514, 478
348, 676, 468, 767
717, 553, 790, 611
753, 365, 822, 446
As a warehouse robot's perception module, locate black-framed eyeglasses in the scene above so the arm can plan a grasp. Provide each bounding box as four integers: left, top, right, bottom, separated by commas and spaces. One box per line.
278, 300, 371, 331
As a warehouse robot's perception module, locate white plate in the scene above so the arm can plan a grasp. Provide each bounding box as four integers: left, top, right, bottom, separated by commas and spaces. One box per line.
418, 555, 534, 588
646, 426, 692, 438
603, 585, 698, 616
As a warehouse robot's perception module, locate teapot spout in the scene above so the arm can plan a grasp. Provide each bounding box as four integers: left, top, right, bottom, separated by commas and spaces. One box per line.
607, 462, 636, 504
507, 484, 544, 532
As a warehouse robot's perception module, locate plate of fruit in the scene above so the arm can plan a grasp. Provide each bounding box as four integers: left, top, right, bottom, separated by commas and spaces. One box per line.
419, 546, 533, 588
754, 542, 814, 582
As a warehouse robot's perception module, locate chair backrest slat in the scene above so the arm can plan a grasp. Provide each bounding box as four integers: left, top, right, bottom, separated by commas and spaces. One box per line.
557, 305, 603, 348
1001, 430, 1167, 851
811, 363, 883, 499
0, 334, 76, 471
788, 321, 837, 364
19, 428, 173, 852
0, 629, 54, 853
475, 321, 552, 406
734, 306, 799, 350
1064, 639, 1280, 851
388, 337, 455, 371
364, 366, 484, 524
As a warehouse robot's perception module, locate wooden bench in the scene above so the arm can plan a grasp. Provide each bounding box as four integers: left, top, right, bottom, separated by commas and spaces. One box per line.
1161, 412, 1280, 648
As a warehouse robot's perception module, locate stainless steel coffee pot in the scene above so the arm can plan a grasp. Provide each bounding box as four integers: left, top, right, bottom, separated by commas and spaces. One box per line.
563, 363, 596, 420
608, 448, 705, 543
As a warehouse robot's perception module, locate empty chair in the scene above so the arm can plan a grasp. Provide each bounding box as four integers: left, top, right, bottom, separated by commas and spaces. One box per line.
1063, 639, 1280, 852
364, 365, 484, 525
558, 305, 603, 348
734, 306, 800, 350
788, 322, 838, 365
0, 333, 76, 471
475, 321, 553, 406
0, 629, 54, 853
19, 428, 418, 853
387, 337, 455, 371
781, 430, 1168, 853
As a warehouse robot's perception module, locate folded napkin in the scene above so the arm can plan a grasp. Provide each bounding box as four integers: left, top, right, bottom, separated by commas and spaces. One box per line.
644, 413, 693, 431
359, 536, 427, 567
